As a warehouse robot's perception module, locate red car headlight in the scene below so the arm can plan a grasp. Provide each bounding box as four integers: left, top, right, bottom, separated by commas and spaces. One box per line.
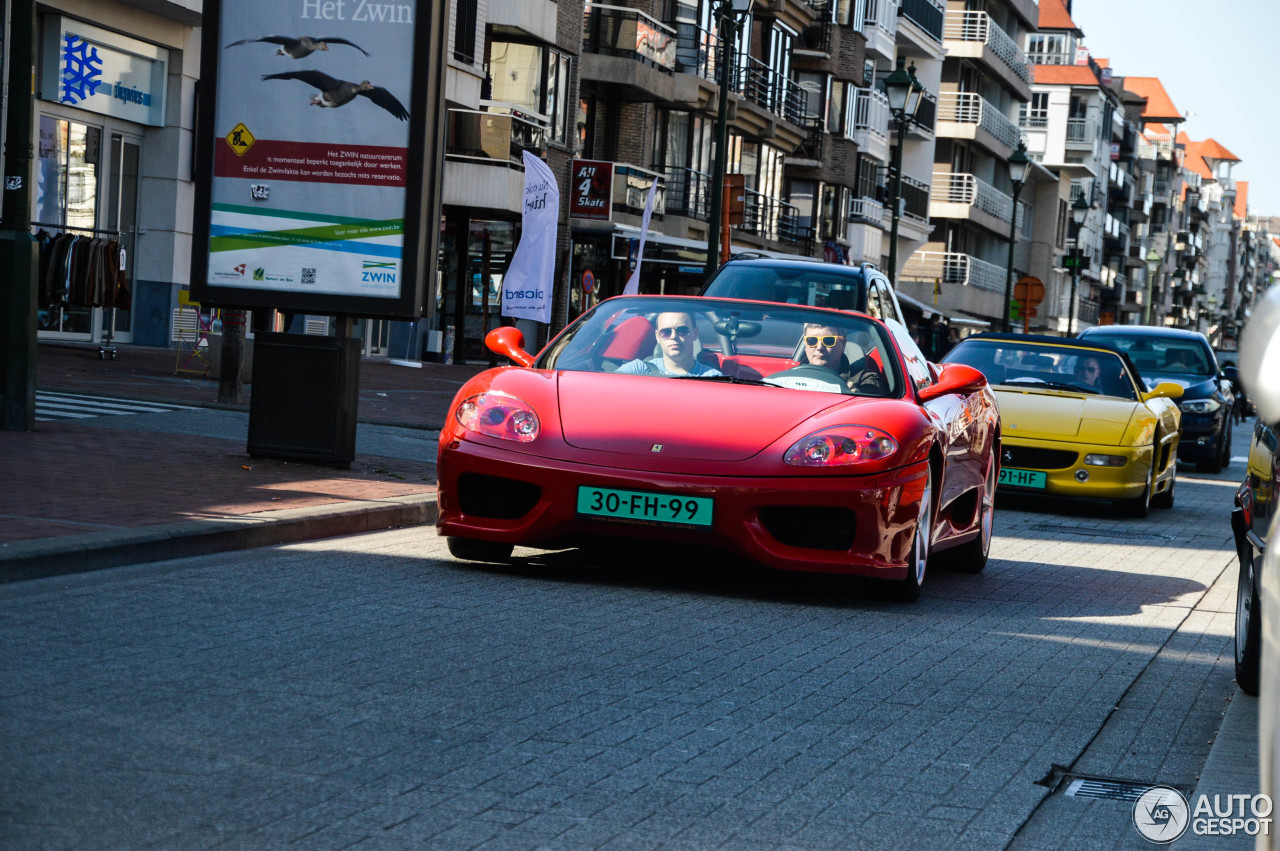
784, 426, 898, 467
455, 392, 540, 443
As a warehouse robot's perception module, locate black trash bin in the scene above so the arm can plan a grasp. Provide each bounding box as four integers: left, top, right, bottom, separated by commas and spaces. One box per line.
247, 331, 360, 466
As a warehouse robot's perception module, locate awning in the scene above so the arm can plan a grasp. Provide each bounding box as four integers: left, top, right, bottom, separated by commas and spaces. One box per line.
895, 290, 992, 328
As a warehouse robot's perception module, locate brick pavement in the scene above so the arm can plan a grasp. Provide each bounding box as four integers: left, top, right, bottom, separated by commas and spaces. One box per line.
0, 452, 1252, 849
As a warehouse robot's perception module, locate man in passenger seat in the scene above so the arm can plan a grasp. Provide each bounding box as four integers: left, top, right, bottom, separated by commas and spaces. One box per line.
617, 312, 723, 377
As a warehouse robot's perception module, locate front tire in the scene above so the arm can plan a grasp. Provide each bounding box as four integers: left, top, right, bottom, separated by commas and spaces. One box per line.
887, 467, 933, 602
947, 458, 995, 574
447, 536, 515, 562
1152, 441, 1176, 509
1119, 452, 1153, 518
1236, 547, 1262, 696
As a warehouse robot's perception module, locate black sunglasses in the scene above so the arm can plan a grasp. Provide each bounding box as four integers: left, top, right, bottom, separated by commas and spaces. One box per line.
657, 325, 693, 339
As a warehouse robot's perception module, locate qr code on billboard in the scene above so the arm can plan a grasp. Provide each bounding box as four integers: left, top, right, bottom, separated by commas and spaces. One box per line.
301, 267, 316, 285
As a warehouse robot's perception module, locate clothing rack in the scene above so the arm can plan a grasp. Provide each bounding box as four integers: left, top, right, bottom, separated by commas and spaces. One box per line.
32, 221, 126, 361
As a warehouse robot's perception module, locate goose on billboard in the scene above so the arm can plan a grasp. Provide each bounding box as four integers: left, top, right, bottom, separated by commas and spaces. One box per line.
192, 0, 445, 317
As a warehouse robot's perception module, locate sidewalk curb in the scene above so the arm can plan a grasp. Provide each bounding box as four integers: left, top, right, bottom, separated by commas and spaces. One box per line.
1172, 688, 1259, 849
0, 495, 439, 583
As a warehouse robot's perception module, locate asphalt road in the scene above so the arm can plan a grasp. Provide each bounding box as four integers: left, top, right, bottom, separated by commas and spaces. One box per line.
0, 420, 1256, 850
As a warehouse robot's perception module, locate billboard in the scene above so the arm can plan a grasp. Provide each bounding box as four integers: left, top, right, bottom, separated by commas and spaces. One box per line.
190, 0, 447, 319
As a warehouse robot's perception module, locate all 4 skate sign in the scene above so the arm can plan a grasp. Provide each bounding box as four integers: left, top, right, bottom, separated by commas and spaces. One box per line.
39, 17, 168, 127
570, 160, 613, 221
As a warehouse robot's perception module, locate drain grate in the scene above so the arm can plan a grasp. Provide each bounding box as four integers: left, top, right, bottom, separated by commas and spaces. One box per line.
1064, 778, 1152, 802
1030, 523, 1175, 541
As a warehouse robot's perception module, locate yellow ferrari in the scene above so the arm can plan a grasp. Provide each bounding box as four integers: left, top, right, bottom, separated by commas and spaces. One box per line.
943, 333, 1182, 516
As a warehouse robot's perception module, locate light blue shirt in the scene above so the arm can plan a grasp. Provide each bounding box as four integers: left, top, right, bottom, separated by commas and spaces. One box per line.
616, 357, 723, 377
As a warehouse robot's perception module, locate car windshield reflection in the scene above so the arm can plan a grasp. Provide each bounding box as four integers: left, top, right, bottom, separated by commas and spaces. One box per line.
944, 340, 1138, 400
538, 297, 902, 398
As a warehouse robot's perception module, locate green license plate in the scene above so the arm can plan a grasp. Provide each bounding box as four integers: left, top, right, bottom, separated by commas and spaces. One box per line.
999, 467, 1048, 489
577, 486, 713, 526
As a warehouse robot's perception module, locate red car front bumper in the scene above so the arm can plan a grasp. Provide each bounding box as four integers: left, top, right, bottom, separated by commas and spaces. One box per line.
437, 440, 930, 579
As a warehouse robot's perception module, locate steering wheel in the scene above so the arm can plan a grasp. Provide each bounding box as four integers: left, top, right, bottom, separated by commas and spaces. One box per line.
763, 364, 852, 394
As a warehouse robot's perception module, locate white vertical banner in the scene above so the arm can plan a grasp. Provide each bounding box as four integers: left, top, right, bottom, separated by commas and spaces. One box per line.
623, 179, 658, 296
501, 151, 560, 324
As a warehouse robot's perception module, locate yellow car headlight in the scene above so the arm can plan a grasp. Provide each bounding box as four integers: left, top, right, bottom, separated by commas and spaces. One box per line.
1084, 454, 1128, 467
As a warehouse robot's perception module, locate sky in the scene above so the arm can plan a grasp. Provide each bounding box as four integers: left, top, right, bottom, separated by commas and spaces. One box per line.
1069, 0, 1280, 216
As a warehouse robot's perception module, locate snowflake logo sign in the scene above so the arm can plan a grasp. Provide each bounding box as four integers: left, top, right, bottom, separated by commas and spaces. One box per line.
61, 35, 104, 105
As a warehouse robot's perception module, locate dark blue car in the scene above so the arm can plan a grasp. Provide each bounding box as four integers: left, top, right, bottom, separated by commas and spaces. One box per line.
1079, 326, 1235, 472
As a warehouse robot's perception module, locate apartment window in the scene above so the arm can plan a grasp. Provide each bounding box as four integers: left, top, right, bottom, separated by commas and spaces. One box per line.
830, 0, 866, 28
1020, 93, 1049, 128
488, 42, 573, 143
819, 184, 850, 241
578, 97, 594, 156
546, 51, 572, 144
788, 178, 818, 234
863, 60, 875, 86
1056, 199, 1068, 248
828, 80, 848, 136
454, 0, 477, 63
855, 154, 880, 201
1026, 33, 1067, 63
795, 71, 827, 122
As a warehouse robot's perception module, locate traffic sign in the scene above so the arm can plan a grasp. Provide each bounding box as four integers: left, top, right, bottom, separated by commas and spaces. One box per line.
1014, 276, 1044, 308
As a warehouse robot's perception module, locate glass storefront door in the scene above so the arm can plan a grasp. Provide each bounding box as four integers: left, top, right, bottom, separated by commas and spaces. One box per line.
35, 114, 142, 344
103, 134, 141, 342
35, 116, 100, 338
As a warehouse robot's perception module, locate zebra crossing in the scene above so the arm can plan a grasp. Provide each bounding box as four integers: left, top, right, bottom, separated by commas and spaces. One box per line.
35, 392, 198, 423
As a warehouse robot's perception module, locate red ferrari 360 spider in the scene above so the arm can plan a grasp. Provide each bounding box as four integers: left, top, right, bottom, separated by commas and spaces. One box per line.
437, 296, 1000, 600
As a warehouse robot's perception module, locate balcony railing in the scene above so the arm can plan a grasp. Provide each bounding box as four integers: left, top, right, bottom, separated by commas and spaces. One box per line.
898, 0, 944, 42
663, 166, 710, 220
901, 174, 930, 222
913, 90, 937, 132
943, 11, 1031, 84
1065, 117, 1097, 145
445, 109, 546, 166
901, 251, 1006, 293
932, 172, 1013, 223
736, 54, 808, 125
850, 195, 886, 224
674, 22, 719, 81
937, 92, 1021, 151
863, 0, 900, 40
582, 4, 677, 72
739, 189, 811, 247
853, 87, 890, 140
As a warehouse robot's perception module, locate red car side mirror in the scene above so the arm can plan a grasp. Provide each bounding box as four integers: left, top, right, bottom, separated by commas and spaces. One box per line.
917, 363, 987, 402
485, 327, 535, 368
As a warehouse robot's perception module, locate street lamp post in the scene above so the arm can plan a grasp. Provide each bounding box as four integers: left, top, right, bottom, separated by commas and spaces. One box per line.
1001, 140, 1031, 333
883, 58, 923, 286
704, 0, 755, 279
1067, 193, 1090, 335
1144, 248, 1161, 326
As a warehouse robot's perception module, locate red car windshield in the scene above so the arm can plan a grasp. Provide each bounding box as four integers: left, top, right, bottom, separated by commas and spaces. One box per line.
538, 297, 902, 397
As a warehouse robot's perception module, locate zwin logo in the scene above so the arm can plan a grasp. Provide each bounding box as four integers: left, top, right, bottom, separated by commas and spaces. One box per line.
361, 261, 396, 284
